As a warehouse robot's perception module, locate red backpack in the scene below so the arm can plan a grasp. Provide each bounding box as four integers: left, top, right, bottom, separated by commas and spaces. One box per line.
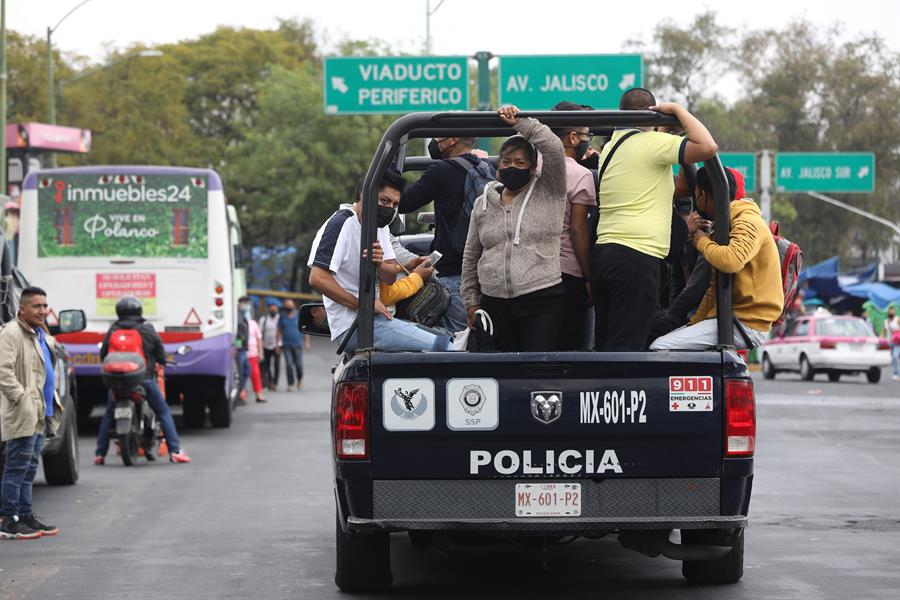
108, 328, 145, 359
769, 221, 804, 326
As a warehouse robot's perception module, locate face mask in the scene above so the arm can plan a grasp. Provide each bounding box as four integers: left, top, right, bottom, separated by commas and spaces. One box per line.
574, 139, 591, 161
268, 310, 277, 316
376, 205, 397, 228
576, 152, 600, 170
427, 138, 444, 160
498, 166, 532, 192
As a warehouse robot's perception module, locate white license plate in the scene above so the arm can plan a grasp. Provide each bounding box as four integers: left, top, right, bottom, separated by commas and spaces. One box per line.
515, 483, 581, 517
114, 407, 132, 420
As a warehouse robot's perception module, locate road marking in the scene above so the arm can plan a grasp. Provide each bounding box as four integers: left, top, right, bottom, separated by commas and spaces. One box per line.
0, 565, 60, 600
757, 394, 900, 409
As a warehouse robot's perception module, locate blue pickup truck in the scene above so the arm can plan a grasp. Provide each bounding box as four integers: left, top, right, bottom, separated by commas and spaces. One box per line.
302, 110, 756, 592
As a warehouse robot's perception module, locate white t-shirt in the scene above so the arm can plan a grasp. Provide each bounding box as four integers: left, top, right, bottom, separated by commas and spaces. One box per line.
307, 204, 396, 340
259, 313, 280, 349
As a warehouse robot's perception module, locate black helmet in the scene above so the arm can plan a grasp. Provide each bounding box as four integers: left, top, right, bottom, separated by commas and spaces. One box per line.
115, 296, 143, 319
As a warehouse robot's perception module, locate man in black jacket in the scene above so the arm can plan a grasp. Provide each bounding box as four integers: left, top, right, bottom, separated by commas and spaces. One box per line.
93, 297, 191, 464
399, 137, 494, 332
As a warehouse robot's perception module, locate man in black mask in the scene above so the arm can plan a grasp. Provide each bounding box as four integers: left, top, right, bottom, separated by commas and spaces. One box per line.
399, 136, 495, 332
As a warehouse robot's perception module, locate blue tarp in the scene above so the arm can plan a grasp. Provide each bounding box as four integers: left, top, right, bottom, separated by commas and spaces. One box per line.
843, 282, 900, 309
799, 256, 839, 282
800, 256, 889, 311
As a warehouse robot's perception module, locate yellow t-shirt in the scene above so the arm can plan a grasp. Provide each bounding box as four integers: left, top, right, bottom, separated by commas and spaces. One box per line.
596, 129, 685, 259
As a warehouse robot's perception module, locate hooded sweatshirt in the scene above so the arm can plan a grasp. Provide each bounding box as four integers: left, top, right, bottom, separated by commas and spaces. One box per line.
460, 117, 567, 307
690, 200, 784, 331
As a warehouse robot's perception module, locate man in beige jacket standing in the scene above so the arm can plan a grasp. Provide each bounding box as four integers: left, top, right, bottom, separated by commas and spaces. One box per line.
1, 286, 62, 539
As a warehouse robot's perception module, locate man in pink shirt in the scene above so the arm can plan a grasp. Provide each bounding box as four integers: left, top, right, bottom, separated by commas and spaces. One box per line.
551, 101, 597, 350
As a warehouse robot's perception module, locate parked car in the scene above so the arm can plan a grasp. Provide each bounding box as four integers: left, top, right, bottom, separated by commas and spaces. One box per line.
761, 314, 890, 383
1, 230, 86, 484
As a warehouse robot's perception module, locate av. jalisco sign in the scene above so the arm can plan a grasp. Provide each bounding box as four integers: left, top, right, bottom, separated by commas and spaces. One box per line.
775, 152, 875, 193
324, 56, 469, 114
37, 173, 208, 259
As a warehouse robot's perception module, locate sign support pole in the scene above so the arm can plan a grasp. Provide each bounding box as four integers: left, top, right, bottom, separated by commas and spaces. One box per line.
759, 149, 772, 223
806, 191, 900, 240
475, 51, 492, 152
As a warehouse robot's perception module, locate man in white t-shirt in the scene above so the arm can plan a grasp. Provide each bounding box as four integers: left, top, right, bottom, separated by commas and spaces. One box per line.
258, 303, 281, 391
308, 169, 454, 352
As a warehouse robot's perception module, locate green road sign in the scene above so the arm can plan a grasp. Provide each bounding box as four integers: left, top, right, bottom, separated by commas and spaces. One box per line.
675, 152, 756, 193
324, 56, 469, 114
498, 54, 643, 110
775, 152, 875, 193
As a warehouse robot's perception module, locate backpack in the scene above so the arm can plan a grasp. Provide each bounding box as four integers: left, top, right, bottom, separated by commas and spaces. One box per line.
236, 317, 248, 350
769, 221, 804, 326
396, 279, 452, 328
108, 327, 145, 359
447, 157, 496, 256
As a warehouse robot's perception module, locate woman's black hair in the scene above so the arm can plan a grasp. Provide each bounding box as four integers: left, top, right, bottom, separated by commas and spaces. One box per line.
695, 166, 737, 201
499, 135, 537, 165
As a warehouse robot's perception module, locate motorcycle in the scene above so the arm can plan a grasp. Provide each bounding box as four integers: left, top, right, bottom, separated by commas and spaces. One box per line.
100, 344, 190, 466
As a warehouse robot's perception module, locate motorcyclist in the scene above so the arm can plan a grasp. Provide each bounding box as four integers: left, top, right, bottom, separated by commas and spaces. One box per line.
93, 297, 191, 464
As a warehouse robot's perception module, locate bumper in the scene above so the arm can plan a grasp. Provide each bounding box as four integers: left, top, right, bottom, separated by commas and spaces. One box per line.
811, 350, 891, 370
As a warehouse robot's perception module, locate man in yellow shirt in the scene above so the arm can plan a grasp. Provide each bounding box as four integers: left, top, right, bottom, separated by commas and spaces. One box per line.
591, 88, 718, 350
650, 166, 784, 350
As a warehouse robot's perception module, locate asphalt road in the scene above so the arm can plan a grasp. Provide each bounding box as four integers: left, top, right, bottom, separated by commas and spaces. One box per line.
1, 342, 898, 600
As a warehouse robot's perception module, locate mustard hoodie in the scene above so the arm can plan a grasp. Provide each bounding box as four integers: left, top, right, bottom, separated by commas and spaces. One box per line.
690, 200, 784, 332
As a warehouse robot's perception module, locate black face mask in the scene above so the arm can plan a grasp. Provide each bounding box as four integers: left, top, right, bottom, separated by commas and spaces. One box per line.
376, 205, 397, 228
576, 152, 600, 170
574, 139, 591, 161
498, 166, 532, 192
427, 139, 444, 160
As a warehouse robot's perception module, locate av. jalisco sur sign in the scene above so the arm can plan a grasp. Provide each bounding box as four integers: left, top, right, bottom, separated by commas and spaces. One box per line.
324, 56, 469, 114
498, 54, 643, 110
775, 152, 875, 193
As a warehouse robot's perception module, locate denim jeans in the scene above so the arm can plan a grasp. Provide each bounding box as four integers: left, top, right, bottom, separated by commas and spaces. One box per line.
95, 379, 181, 457
282, 344, 303, 385
237, 350, 250, 392
346, 315, 452, 352
891, 344, 900, 376
1, 433, 44, 518
436, 275, 468, 333
649, 318, 769, 351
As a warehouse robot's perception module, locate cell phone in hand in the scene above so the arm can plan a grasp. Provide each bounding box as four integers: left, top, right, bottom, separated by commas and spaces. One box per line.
427, 250, 443, 266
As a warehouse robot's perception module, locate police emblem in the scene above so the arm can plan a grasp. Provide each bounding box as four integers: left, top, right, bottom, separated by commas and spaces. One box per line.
459, 384, 486, 416
390, 387, 428, 420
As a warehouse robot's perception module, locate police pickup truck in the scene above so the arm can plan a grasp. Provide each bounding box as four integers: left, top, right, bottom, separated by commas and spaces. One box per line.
301, 111, 756, 592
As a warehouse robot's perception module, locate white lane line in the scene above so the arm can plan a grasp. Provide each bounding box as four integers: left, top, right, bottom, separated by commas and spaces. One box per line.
756, 394, 900, 408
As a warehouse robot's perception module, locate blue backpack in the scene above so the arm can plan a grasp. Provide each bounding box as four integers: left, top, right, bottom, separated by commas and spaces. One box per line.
448, 156, 495, 255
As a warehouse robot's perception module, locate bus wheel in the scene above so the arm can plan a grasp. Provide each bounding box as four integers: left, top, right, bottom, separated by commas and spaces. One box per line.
208, 377, 233, 428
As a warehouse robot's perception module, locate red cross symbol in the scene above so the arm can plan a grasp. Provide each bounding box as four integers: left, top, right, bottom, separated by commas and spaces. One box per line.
671, 401, 680, 411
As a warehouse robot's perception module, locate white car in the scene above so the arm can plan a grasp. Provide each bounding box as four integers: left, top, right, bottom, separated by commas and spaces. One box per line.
761, 314, 890, 383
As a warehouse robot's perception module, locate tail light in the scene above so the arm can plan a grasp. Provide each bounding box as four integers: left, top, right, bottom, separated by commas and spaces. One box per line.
877, 339, 889, 350
335, 383, 368, 459
725, 379, 755, 456
819, 339, 837, 349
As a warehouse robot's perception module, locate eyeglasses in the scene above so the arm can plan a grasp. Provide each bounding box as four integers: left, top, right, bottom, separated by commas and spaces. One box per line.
575, 132, 594, 141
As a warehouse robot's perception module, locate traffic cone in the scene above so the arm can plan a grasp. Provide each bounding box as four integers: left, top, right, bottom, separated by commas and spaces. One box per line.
158, 438, 169, 457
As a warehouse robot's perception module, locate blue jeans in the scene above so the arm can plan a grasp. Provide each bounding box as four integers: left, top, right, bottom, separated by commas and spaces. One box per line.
237, 350, 250, 392
891, 344, 900, 376
346, 315, 452, 352
95, 379, 181, 456
1, 433, 45, 518
282, 344, 303, 385
436, 275, 468, 333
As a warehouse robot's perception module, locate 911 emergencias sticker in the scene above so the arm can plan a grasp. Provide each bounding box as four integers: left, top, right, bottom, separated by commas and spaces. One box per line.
668, 376, 713, 412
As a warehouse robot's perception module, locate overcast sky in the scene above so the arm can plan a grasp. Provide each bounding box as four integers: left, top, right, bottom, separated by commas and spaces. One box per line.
11, 0, 900, 63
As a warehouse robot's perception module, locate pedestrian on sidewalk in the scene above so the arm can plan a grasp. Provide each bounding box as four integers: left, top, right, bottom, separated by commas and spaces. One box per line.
243, 304, 266, 403
258, 302, 281, 391
0, 286, 62, 539
278, 299, 307, 391
882, 305, 900, 381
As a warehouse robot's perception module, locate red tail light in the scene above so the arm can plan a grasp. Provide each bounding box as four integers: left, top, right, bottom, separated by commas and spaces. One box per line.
877, 339, 889, 350
725, 379, 755, 456
819, 339, 837, 349
335, 383, 368, 459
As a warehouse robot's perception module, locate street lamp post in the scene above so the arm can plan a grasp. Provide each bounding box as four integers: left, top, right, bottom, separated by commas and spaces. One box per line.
46, 0, 94, 167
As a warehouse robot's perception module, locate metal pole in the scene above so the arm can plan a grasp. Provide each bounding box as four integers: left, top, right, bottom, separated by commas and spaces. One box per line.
806, 191, 900, 239
46, 27, 56, 167
475, 51, 492, 152
759, 149, 772, 222
425, 0, 430, 54
1, 0, 7, 195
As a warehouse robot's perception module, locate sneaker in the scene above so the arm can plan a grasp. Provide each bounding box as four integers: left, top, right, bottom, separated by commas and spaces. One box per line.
296, 380, 303, 390
93, 455, 105, 466
256, 397, 268, 403
0, 515, 42, 540
21, 514, 59, 536
170, 450, 192, 464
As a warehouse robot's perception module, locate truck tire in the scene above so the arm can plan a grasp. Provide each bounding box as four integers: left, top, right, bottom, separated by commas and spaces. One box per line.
43, 397, 80, 485
208, 377, 233, 428
334, 513, 392, 593
866, 367, 881, 384
827, 372, 841, 382
761, 354, 776, 380
681, 528, 744, 584
799, 355, 815, 381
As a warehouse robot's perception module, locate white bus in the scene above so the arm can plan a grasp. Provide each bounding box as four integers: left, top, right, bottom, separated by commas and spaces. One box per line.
18, 166, 246, 428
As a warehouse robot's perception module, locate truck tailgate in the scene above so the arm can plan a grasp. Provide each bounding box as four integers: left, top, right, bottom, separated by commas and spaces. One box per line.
369, 351, 724, 480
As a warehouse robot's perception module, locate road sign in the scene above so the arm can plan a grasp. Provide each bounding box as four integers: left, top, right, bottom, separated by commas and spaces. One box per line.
775, 152, 875, 193
675, 152, 757, 193
324, 56, 469, 114
497, 54, 643, 110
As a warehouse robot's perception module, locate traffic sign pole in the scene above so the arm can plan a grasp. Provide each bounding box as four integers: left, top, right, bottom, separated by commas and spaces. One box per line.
760, 150, 772, 223
475, 51, 492, 152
